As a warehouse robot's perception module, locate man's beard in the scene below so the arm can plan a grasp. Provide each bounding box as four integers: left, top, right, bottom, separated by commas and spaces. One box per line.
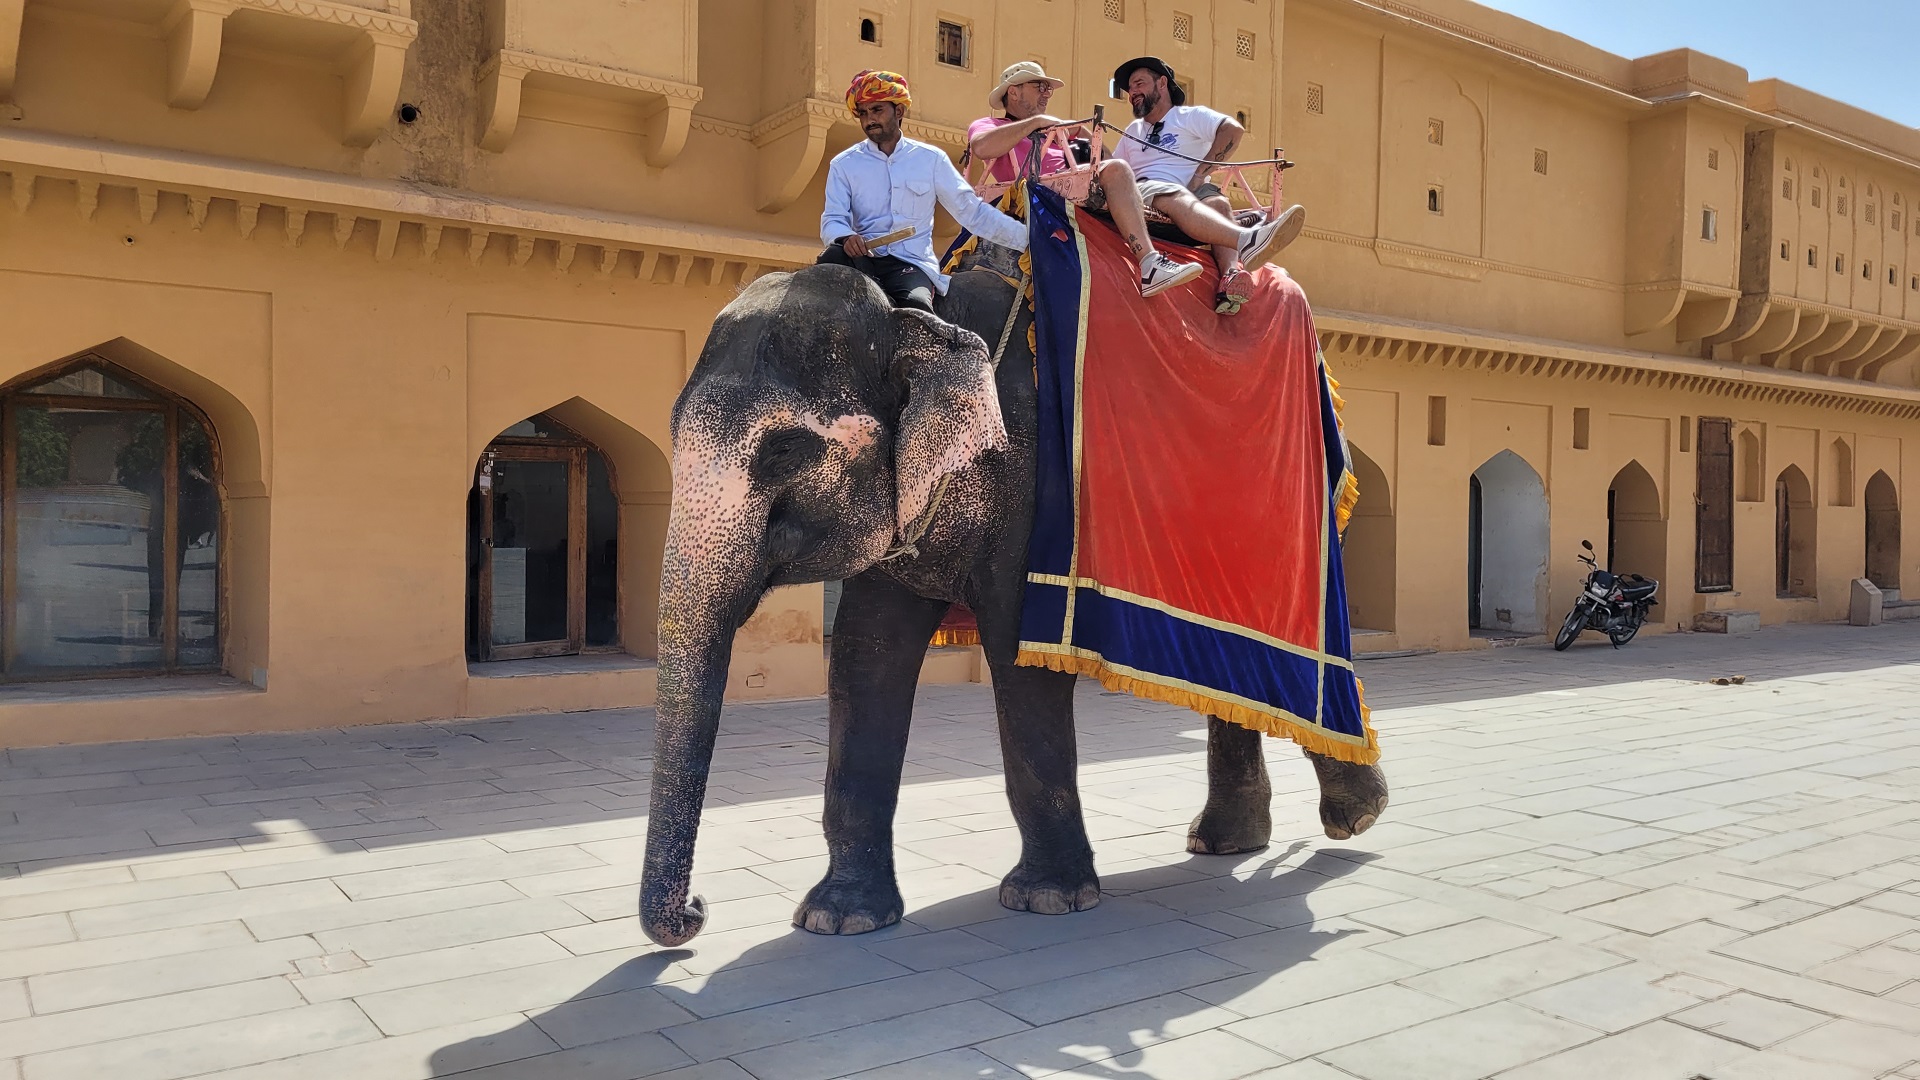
1130, 90, 1159, 119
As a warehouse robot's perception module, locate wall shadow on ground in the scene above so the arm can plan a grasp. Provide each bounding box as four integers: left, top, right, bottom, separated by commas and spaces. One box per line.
425, 845, 1379, 1078
1357, 619, 1920, 712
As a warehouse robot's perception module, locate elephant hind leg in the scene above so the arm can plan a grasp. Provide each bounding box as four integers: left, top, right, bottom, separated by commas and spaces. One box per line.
1308, 748, 1388, 840
1188, 715, 1273, 855
796, 570, 950, 936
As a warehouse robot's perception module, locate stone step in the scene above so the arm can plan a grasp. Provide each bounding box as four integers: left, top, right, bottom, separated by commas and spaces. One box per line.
1693, 609, 1761, 634
1886, 599, 1920, 621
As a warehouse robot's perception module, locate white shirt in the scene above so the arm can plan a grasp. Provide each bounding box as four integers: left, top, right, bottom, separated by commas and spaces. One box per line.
820, 137, 1029, 294
1115, 105, 1231, 187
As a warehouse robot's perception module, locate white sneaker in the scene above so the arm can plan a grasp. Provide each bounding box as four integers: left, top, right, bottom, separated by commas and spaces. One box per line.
1236, 204, 1306, 270
1139, 252, 1204, 298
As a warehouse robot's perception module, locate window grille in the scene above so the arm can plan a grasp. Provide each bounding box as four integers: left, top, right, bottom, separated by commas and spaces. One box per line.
1235, 31, 1255, 59
1305, 83, 1324, 114
1172, 12, 1192, 41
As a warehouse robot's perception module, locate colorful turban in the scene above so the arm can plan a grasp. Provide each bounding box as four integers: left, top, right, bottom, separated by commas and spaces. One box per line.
846, 69, 911, 116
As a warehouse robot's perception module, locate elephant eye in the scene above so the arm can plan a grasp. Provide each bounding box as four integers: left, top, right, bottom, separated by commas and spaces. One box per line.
750, 427, 827, 486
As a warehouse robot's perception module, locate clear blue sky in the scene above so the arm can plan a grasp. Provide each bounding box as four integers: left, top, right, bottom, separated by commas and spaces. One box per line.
1468, 0, 1920, 129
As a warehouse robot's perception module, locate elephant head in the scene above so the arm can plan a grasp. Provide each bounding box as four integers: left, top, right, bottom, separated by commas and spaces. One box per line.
639, 264, 1007, 946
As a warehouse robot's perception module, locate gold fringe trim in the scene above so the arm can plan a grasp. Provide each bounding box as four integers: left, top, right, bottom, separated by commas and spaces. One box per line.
1325, 368, 1359, 536
1015, 648, 1380, 765
930, 628, 981, 647
1335, 468, 1360, 537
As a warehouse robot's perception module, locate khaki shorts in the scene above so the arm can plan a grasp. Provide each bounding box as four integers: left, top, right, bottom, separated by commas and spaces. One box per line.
1083, 179, 1226, 214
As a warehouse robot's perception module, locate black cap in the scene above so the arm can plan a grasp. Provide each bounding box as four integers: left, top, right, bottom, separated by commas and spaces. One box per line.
1111, 56, 1184, 106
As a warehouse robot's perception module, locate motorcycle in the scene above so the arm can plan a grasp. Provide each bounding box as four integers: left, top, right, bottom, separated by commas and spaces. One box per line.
1553, 539, 1660, 650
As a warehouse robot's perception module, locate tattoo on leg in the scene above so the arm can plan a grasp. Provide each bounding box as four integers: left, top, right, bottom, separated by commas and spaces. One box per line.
1128, 234, 1149, 259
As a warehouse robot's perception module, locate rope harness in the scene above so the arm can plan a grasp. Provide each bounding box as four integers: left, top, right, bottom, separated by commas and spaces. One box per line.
879, 270, 1029, 563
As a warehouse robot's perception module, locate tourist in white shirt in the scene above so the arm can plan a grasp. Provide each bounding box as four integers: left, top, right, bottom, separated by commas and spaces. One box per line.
819, 69, 1029, 312
1111, 56, 1306, 315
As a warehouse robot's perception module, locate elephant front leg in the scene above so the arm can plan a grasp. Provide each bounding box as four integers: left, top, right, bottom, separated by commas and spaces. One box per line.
796, 570, 951, 936
1307, 747, 1388, 841
988, 661, 1100, 914
1188, 715, 1273, 855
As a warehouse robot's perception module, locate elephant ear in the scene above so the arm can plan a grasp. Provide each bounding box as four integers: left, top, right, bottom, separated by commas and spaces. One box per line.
890, 308, 1007, 530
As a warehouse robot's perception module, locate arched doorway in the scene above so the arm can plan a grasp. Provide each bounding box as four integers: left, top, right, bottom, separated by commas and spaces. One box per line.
1607, 461, 1666, 583
1341, 445, 1396, 632
0, 359, 221, 677
1775, 464, 1816, 598
1867, 470, 1900, 593
1468, 450, 1548, 634
466, 413, 618, 660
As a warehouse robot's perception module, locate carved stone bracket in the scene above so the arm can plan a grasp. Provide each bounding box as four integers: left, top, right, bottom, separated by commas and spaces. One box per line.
151, 0, 415, 146
752, 98, 843, 215
477, 50, 702, 168
162, 0, 229, 109
1, 0, 26, 103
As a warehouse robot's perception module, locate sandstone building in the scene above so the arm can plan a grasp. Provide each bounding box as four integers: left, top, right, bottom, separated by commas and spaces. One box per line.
0, 0, 1913, 744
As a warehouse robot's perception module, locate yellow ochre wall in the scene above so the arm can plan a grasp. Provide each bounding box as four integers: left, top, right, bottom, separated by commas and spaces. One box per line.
0, 0, 1916, 745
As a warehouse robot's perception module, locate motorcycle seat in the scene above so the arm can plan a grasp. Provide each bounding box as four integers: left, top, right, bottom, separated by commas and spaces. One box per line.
1619, 580, 1658, 601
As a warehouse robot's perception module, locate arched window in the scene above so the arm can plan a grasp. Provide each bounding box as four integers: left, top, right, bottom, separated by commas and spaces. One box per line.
1829, 437, 1853, 507
1775, 465, 1816, 598
467, 413, 618, 660
1, 360, 220, 677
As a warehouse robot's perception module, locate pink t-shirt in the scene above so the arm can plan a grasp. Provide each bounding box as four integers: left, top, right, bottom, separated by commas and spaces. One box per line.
966, 116, 1070, 184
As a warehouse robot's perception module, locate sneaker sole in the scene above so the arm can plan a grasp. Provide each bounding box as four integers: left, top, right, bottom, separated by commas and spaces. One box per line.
1238, 206, 1307, 272
1140, 261, 1205, 298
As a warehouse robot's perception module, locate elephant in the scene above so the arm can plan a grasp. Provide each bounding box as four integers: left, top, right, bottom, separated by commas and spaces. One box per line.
638, 261, 1388, 947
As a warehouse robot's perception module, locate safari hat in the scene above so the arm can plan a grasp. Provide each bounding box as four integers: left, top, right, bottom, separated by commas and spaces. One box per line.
989, 61, 1065, 112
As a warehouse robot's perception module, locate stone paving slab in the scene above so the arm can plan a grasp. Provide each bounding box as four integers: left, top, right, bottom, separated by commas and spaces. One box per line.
2, 621, 1920, 1078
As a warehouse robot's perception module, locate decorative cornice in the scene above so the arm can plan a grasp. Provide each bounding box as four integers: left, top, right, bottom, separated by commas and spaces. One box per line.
484, 49, 702, 103
1318, 314, 1920, 420
749, 98, 844, 146
691, 116, 751, 139
0, 129, 815, 285
477, 49, 701, 166
230, 0, 415, 38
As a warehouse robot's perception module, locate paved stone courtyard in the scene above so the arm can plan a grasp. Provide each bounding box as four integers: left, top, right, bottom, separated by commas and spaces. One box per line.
4, 622, 1920, 1079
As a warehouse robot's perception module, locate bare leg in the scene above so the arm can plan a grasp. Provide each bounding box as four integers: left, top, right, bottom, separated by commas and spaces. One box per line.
1147, 189, 1244, 247
1201, 193, 1240, 279
1093, 159, 1155, 264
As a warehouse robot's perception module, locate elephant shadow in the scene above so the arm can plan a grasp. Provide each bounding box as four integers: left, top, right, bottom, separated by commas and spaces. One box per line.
426, 843, 1383, 1078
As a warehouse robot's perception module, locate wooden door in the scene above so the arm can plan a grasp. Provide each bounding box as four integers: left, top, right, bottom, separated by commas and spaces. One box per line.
1695, 417, 1734, 592
473, 445, 587, 660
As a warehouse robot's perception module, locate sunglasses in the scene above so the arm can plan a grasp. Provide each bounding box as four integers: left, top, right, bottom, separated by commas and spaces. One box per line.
1147, 120, 1166, 146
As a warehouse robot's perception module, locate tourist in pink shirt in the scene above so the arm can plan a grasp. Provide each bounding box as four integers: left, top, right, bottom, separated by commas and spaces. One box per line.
965, 61, 1203, 299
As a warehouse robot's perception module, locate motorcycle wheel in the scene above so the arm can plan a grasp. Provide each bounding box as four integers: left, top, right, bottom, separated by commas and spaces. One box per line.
1553, 602, 1587, 651
1608, 620, 1640, 647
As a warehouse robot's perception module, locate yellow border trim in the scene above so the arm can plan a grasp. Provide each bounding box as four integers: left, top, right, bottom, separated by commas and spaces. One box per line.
1017, 644, 1380, 764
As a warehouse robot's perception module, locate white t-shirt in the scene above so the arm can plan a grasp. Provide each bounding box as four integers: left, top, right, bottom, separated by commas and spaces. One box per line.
1115, 105, 1230, 186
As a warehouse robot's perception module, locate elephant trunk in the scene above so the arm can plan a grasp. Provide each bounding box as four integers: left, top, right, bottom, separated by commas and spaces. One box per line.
638, 504, 757, 947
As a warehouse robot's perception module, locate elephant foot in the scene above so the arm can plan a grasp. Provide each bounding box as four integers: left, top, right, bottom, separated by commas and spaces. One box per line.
1307, 749, 1389, 840
794, 874, 904, 936
999, 862, 1101, 916
1187, 796, 1273, 855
